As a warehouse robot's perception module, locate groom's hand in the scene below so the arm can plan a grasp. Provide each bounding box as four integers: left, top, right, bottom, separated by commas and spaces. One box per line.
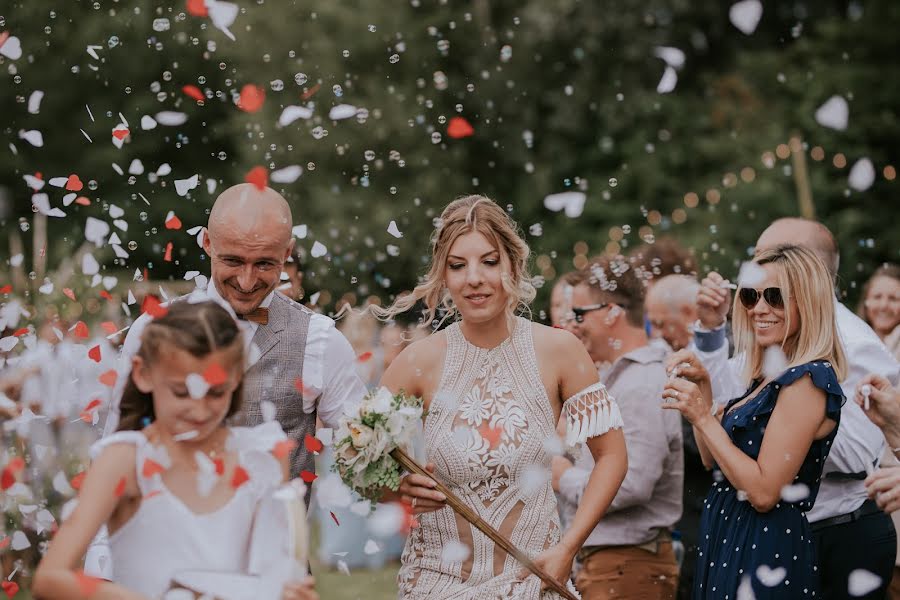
397, 463, 447, 514
281, 576, 319, 600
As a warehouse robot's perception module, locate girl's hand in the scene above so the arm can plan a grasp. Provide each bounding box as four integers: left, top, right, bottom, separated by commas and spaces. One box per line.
662, 377, 713, 425
866, 467, 900, 514
396, 463, 447, 515
520, 543, 575, 592
281, 576, 319, 600
855, 374, 900, 431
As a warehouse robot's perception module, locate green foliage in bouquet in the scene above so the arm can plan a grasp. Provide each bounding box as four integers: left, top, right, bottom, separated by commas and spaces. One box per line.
331, 388, 424, 505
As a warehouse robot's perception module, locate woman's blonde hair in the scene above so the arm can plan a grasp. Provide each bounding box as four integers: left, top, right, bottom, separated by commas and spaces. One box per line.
733, 245, 847, 384
372, 195, 536, 328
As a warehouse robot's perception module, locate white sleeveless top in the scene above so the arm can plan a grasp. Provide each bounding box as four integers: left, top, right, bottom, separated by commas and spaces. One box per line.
89, 422, 287, 598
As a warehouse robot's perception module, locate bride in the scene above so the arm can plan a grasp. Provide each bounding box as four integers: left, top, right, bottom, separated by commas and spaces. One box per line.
377, 195, 628, 598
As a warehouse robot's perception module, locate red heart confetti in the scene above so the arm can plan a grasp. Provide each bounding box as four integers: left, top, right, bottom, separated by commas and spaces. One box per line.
330, 511, 340, 526
99, 369, 118, 387
72, 320, 89, 338
244, 166, 268, 190
478, 424, 503, 448
231, 465, 250, 488
141, 295, 168, 319
71, 471, 86, 490
0, 285, 11, 294
2, 581, 19, 598
357, 351, 373, 363
301, 83, 321, 100
7, 457, 24, 473
100, 290, 113, 301
294, 378, 314, 399
165, 213, 182, 230
63, 287, 76, 300
79, 399, 102, 423
75, 572, 102, 598
0, 537, 9, 550
447, 116, 475, 139
164, 241, 173, 262
144, 489, 162, 500
304, 434, 324, 454
186, 0, 209, 17
182, 84, 204, 102
88, 345, 101, 362
12, 327, 29, 337
142, 459, 165, 478
272, 439, 298, 460
300, 470, 318, 483
237, 84, 265, 112
112, 128, 130, 140
65, 174, 84, 191
203, 362, 228, 386
75, 196, 91, 206
214, 458, 225, 476
0, 468, 16, 491
114, 476, 126, 497
100, 321, 118, 334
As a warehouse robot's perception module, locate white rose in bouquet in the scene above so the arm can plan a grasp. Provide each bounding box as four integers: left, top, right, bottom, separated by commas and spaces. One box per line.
349, 423, 374, 449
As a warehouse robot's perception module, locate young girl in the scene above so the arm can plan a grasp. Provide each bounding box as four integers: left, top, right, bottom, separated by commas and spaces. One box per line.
33, 301, 317, 600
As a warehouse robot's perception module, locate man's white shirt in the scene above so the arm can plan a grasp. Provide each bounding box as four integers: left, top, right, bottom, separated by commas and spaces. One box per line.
692, 299, 900, 522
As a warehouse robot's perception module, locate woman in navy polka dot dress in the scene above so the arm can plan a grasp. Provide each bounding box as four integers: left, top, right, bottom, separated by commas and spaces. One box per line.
662, 245, 846, 599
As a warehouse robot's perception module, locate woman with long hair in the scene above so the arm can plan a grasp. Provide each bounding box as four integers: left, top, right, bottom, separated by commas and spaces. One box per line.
858, 264, 900, 360
375, 195, 628, 598
662, 245, 846, 599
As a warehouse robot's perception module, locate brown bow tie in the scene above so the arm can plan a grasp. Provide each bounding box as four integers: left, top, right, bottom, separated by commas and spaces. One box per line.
237, 307, 269, 325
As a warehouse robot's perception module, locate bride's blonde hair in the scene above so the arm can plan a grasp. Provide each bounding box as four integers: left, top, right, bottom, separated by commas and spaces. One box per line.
372, 195, 536, 328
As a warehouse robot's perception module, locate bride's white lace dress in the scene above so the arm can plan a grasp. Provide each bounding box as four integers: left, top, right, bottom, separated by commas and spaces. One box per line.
398, 317, 622, 599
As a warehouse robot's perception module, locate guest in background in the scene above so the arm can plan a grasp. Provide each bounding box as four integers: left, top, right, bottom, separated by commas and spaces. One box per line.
549, 271, 580, 327
645, 274, 700, 352
555, 256, 682, 599
858, 264, 900, 360
628, 236, 697, 288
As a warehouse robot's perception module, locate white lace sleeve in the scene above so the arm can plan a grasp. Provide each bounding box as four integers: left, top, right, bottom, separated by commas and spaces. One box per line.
562, 382, 623, 448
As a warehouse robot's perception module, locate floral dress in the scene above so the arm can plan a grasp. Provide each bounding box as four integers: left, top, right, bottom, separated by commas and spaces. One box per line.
398, 317, 622, 599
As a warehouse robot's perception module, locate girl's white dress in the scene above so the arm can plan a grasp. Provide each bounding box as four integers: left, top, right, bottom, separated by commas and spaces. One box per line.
88, 421, 294, 599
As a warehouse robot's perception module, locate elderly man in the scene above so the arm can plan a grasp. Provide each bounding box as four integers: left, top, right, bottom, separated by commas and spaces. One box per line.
694, 217, 900, 600
645, 274, 699, 352
90, 184, 366, 596
554, 256, 683, 599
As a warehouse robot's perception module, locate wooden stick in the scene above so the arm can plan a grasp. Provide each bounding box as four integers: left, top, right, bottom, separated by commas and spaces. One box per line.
391, 448, 579, 600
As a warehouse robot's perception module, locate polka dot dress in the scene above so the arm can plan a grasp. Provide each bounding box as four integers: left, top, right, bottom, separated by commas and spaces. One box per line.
693, 362, 843, 599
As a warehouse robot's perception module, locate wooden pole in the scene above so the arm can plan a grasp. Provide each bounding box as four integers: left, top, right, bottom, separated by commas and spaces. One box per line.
790, 135, 816, 219
391, 448, 579, 600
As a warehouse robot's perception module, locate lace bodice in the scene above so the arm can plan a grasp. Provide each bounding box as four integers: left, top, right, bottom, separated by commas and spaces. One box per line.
398, 317, 620, 599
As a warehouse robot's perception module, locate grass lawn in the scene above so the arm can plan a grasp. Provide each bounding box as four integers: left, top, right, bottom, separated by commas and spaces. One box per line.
307, 524, 401, 600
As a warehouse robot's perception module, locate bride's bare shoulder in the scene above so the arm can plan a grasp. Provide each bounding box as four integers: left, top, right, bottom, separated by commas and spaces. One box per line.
530, 321, 582, 355
381, 328, 447, 393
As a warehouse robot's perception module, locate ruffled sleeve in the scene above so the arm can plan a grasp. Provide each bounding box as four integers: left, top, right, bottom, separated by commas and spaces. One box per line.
774, 361, 845, 422
562, 382, 624, 449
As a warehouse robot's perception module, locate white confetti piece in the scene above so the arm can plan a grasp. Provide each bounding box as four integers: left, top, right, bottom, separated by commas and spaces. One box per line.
815, 96, 849, 131
363, 539, 381, 555
10, 253, 23, 268
755, 565, 786, 587
53, 471, 75, 496
0, 336, 19, 352
654, 46, 685, 69
140, 115, 158, 130
311, 241, 328, 258
0, 36, 23, 60
28, 90, 44, 114
729, 0, 763, 35
82, 253, 100, 276
848, 569, 882, 597
328, 104, 358, 120
350, 499, 371, 517
848, 158, 875, 191
174, 430, 199, 442
155, 111, 188, 126
206, 178, 217, 195
19, 129, 44, 147
38, 280, 54, 294
441, 541, 471, 564
48, 176, 68, 187
368, 502, 405, 538
292, 224, 308, 239
175, 174, 200, 197
31, 193, 51, 215
336, 560, 350, 576
780, 483, 810, 502
762, 346, 788, 379
157, 163, 173, 176
737, 261, 767, 288
85, 217, 111, 246
194, 451, 218, 497
23, 174, 45, 190
185, 373, 210, 399
260, 400, 277, 422
208, 0, 239, 40
62, 193, 76, 206
86, 45, 103, 60
128, 159, 145, 175
271, 165, 303, 183
656, 66, 678, 94
279, 106, 314, 126
543, 191, 586, 218
387, 221, 403, 238
103, 276, 118, 290
386, 244, 400, 257
113, 219, 129, 232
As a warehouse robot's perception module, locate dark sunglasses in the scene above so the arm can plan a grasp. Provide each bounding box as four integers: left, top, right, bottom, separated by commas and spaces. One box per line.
569, 302, 627, 323
738, 287, 784, 310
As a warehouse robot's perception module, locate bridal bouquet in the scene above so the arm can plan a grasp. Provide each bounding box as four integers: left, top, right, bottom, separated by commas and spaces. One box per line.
332, 387, 423, 503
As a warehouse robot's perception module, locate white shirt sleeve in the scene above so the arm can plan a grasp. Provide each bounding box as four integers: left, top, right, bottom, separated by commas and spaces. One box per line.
101, 314, 150, 436
689, 328, 745, 405
301, 314, 367, 429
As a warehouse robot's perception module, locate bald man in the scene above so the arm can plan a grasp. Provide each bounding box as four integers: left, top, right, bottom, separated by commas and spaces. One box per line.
693, 217, 900, 600
89, 185, 366, 587
645, 275, 699, 352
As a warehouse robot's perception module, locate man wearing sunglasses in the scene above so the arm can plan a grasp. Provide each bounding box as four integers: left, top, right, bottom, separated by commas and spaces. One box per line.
692, 217, 900, 600
552, 256, 683, 599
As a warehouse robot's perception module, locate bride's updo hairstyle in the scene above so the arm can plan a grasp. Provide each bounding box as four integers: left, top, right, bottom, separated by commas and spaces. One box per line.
374, 195, 536, 328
